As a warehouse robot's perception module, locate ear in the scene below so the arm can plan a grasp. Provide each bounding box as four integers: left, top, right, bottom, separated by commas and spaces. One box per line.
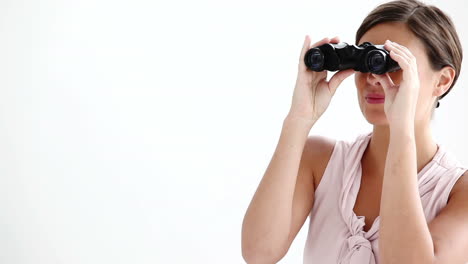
433, 66, 456, 97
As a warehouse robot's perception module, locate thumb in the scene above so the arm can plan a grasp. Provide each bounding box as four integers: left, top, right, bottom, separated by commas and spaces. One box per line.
375, 73, 397, 99
328, 69, 355, 95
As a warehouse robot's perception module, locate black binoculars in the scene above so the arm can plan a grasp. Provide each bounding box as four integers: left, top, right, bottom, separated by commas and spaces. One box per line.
304, 42, 401, 74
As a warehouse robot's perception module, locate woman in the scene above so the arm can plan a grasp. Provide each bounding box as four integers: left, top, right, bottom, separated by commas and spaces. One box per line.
241, 0, 468, 263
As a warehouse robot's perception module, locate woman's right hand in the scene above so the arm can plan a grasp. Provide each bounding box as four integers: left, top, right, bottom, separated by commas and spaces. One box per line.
287, 35, 356, 123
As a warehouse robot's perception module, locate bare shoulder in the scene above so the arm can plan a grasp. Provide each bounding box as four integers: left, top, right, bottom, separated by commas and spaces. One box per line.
448, 170, 468, 203
426, 170, 468, 263
304, 135, 337, 190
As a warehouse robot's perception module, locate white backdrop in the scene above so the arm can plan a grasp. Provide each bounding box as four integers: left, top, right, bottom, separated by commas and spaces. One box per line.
0, 0, 467, 263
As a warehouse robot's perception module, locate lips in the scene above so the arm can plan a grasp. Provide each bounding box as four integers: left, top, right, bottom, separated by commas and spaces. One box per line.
365, 93, 385, 99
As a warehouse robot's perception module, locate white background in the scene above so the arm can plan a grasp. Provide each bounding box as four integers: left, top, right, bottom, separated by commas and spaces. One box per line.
0, 0, 467, 263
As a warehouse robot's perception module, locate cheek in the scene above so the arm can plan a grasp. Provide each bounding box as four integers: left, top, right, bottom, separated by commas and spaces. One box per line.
354, 73, 366, 88
417, 74, 434, 99
417, 66, 437, 96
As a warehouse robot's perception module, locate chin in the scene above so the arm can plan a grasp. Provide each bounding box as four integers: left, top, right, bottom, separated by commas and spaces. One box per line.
365, 117, 389, 126
361, 105, 389, 125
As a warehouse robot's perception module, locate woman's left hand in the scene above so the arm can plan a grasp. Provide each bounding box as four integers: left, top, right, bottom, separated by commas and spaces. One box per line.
372, 39, 420, 131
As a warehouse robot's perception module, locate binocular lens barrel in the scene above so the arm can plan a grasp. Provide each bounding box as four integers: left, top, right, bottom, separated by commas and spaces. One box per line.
366, 50, 387, 74
303, 42, 400, 74
305, 49, 324, 71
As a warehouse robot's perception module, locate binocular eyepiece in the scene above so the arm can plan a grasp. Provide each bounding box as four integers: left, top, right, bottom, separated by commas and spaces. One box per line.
304, 42, 400, 74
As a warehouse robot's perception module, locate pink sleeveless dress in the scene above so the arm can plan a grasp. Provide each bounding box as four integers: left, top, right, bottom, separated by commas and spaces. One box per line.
303, 131, 467, 264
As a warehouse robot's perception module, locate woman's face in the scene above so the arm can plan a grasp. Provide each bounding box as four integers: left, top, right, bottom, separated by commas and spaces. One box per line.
355, 22, 439, 126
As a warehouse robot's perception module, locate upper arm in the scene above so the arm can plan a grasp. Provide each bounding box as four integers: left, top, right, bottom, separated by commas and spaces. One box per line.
283, 135, 336, 252
428, 170, 468, 264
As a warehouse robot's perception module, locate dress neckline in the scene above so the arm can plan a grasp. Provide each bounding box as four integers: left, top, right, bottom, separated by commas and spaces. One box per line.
350, 131, 444, 239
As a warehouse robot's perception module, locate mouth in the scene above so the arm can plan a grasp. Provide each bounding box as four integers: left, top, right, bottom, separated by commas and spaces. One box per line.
365, 93, 385, 99
365, 92, 385, 104
365, 96, 385, 104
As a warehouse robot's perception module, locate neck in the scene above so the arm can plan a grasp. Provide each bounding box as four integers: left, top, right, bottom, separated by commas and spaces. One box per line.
362, 124, 439, 181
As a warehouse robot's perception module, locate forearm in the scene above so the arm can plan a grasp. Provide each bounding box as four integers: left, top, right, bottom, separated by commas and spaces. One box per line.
378, 127, 435, 263
242, 116, 315, 259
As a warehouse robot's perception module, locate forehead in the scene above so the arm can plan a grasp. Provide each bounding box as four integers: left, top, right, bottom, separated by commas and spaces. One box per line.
358, 22, 418, 47
358, 21, 428, 63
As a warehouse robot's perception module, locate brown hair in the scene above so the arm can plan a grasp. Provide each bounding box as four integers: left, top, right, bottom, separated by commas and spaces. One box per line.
355, 0, 463, 109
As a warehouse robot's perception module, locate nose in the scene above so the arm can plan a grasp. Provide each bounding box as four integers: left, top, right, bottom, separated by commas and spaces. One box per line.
366, 73, 381, 87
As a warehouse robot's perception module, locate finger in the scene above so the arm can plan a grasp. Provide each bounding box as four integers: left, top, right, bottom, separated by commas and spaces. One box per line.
372, 73, 397, 95
299, 35, 312, 71
385, 42, 411, 69
328, 69, 355, 95
386, 41, 419, 85
390, 41, 419, 73
389, 40, 415, 60
311, 37, 331, 48
299, 35, 312, 64
330, 36, 340, 44
384, 40, 411, 65
382, 72, 396, 87
388, 49, 415, 82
